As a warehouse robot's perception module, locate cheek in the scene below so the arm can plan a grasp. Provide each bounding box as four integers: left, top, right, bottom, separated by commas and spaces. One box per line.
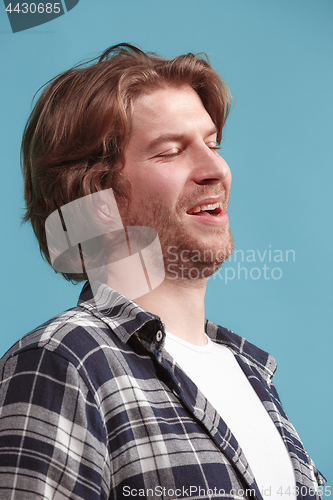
121, 159, 186, 208
142, 172, 183, 201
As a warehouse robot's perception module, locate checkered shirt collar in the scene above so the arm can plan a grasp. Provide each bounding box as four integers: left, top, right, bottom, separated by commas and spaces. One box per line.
77, 281, 277, 382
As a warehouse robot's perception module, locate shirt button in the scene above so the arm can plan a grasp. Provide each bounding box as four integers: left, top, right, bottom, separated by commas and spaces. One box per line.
156, 330, 163, 342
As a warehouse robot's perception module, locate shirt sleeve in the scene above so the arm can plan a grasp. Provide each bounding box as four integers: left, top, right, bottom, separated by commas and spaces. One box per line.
0, 347, 110, 500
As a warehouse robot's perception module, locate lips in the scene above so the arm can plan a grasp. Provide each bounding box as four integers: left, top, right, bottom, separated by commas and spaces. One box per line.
186, 200, 224, 217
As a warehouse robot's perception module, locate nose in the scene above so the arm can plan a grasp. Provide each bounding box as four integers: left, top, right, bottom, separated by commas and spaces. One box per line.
191, 146, 231, 186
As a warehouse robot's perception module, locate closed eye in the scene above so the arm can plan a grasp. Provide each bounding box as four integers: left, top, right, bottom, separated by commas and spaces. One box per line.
206, 141, 221, 152
156, 148, 182, 159
154, 141, 220, 159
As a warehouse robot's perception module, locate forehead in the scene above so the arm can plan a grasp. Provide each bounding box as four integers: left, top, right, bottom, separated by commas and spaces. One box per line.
128, 85, 216, 147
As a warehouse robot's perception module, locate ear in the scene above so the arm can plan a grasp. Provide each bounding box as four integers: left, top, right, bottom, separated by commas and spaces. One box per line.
92, 189, 124, 227
97, 202, 114, 221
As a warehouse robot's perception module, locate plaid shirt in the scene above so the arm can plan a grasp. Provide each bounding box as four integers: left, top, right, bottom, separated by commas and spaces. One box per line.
0, 282, 326, 499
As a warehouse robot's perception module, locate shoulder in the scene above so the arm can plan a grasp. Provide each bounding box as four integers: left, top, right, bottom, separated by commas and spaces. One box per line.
0, 306, 111, 499
0, 305, 119, 387
3, 305, 107, 353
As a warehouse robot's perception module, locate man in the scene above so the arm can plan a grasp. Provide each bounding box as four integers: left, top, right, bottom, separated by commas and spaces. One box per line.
0, 44, 325, 499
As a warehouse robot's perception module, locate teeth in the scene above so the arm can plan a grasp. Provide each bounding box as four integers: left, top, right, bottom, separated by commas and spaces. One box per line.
188, 202, 220, 214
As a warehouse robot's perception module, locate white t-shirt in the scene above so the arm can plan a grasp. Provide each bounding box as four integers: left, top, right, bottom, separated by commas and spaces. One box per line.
164, 331, 296, 500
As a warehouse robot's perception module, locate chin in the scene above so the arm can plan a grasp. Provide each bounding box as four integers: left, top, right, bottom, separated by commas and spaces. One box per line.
163, 230, 234, 281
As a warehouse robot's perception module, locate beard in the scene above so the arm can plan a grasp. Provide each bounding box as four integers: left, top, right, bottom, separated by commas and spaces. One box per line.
115, 183, 234, 282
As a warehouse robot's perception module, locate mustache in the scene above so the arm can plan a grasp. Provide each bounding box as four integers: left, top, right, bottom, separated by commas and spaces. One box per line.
176, 185, 229, 212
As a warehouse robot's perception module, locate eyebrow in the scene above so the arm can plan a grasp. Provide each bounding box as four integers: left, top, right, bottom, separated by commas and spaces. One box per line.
146, 127, 218, 152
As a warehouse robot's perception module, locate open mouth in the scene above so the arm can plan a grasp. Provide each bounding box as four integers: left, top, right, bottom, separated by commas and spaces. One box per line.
187, 202, 223, 217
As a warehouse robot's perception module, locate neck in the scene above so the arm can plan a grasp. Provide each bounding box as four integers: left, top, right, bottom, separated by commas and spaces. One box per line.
134, 276, 208, 346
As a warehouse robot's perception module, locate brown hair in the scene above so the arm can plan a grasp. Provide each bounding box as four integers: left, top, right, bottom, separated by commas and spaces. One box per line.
22, 43, 232, 282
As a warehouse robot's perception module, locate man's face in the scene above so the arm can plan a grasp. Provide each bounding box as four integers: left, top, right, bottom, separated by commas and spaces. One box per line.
116, 85, 234, 279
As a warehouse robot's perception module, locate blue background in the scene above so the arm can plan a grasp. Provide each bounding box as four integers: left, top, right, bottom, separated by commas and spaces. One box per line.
1, 0, 332, 485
